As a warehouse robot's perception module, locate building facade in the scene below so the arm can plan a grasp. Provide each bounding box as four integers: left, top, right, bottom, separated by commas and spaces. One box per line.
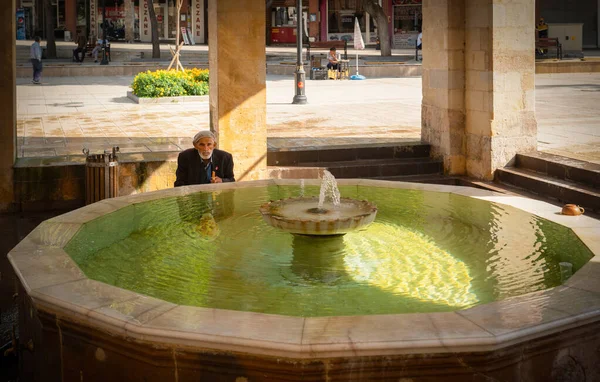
16, 0, 600, 50
536, 0, 600, 49
17, 0, 208, 43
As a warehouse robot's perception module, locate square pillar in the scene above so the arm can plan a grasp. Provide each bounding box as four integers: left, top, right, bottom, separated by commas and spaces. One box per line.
65, 0, 77, 38
0, 0, 16, 211
422, 0, 537, 180
208, 0, 267, 181
421, 0, 466, 175
465, 0, 537, 179
308, 0, 319, 40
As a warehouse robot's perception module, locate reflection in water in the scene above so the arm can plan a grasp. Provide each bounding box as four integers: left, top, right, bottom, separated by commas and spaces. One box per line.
291, 235, 347, 284
183, 212, 220, 240
487, 211, 547, 298
344, 222, 478, 307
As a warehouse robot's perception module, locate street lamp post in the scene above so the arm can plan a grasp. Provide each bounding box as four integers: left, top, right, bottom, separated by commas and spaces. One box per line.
100, 0, 109, 65
292, 0, 307, 104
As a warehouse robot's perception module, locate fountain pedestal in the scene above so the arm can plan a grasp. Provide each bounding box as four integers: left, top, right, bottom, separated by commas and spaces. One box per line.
259, 197, 377, 236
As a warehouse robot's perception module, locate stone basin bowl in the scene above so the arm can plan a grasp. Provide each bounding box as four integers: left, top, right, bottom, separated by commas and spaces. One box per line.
259, 196, 377, 235
8, 179, 600, 381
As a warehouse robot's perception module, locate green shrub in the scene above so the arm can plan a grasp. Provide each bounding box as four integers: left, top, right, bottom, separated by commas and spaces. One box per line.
131, 68, 210, 98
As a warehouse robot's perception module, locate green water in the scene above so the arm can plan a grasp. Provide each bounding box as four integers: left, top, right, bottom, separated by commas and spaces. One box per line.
65, 186, 594, 316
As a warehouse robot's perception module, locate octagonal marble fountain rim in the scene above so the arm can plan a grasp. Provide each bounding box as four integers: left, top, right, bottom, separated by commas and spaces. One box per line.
8, 179, 600, 359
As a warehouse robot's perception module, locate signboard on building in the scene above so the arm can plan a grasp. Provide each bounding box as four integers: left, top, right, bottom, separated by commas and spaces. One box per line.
181, 27, 190, 45
90, 0, 97, 38
393, 31, 418, 49
16, 8, 26, 40
187, 28, 195, 45
192, 0, 204, 44
139, 0, 151, 42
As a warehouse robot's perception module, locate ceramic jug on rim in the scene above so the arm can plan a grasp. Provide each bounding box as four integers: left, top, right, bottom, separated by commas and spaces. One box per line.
561, 204, 585, 216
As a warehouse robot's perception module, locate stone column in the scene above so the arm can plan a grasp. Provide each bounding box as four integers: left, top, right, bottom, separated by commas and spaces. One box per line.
464, 0, 536, 179
208, 0, 267, 181
0, 0, 16, 212
65, 0, 77, 39
422, 0, 537, 180
421, 0, 466, 175
125, 0, 135, 43
308, 0, 319, 40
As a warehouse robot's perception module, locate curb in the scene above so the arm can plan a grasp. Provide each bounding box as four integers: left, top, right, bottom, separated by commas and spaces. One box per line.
126, 91, 209, 104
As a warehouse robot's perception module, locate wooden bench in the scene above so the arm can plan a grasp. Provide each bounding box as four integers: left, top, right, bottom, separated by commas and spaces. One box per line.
86, 39, 111, 62
536, 37, 562, 60
307, 40, 348, 68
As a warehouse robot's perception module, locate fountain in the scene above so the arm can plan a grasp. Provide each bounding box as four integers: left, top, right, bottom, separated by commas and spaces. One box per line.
259, 171, 377, 235
7, 178, 600, 380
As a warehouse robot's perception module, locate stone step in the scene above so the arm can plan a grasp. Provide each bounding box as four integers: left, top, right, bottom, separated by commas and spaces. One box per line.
515, 152, 600, 188
373, 173, 453, 184
267, 142, 431, 166
495, 167, 600, 213
296, 157, 443, 179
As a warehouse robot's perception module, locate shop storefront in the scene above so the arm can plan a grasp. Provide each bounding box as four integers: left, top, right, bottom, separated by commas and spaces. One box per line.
138, 0, 167, 41
392, 0, 421, 48
90, 0, 136, 41
137, 0, 204, 43
326, 0, 377, 44
269, 0, 307, 44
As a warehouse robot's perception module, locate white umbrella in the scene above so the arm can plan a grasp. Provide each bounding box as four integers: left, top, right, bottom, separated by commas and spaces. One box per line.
352, 17, 366, 80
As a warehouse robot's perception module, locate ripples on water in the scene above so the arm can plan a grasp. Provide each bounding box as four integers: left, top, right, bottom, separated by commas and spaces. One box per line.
65, 186, 594, 317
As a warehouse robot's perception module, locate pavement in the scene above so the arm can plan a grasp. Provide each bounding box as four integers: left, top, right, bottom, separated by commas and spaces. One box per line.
16, 72, 600, 165
15, 39, 420, 61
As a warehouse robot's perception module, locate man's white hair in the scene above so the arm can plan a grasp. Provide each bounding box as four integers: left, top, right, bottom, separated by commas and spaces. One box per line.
193, 130, 216, 144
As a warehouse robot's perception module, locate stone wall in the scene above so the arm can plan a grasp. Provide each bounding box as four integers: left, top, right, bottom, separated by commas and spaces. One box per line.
14, 158, 178, 211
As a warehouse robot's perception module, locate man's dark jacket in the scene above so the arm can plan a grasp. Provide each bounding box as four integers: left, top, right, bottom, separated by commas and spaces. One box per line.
174, 148, 235, 187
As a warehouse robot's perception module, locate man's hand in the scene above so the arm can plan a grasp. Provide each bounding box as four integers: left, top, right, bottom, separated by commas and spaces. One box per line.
211, 176, 223, 183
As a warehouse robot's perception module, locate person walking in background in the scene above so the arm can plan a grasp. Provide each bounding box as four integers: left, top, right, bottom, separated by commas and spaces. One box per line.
30, 36, 42, 84
416, 29, 423, 61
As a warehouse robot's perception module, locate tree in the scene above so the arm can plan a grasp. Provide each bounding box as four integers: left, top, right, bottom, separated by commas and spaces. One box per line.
43, 0, 57, 58
360, 0, 391, 56
147, 0, 160, 58
168, 0, 184, 71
